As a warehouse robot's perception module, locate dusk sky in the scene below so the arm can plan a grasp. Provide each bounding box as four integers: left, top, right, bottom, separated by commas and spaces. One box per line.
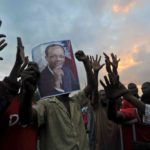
0, 0, 150, 94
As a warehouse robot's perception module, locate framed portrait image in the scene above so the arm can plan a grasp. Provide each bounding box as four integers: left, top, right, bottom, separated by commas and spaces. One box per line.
32, 40, 80, 98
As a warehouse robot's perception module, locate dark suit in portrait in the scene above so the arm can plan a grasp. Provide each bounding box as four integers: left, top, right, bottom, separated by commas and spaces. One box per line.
38, 65, 80, 97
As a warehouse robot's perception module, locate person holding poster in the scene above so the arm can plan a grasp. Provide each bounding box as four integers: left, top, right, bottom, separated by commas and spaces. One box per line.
38, 42, 80, 97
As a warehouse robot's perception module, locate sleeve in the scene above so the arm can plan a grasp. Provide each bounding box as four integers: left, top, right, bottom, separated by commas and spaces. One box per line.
143, 104, 150, 124
33, 100, 47, 127
3, 77, 20, 95
0, 77, 20, 114
145, 104, 150, 116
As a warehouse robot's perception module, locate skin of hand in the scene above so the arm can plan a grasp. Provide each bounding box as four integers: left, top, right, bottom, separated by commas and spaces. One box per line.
103, 52, 120, 74
75, 50, 88, 62
100, 53, 128, 100
53, 66, 64, 89
20, 62, 40, 96
0, 20, 7, 60
89, 54, 105, 73
16, 37, 26, 65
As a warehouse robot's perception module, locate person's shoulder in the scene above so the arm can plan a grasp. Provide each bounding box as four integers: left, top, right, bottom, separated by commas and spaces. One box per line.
41, 66, 49, 74
63, 64, 70, 71
37, 96, 59, 104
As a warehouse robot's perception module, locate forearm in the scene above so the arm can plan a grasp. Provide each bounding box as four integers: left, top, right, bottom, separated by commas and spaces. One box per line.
9, 61, 21, 82
108, 101, 125, 123
91, 71, 99, 109
19, 90, 33, 125
123, 93, 145, 114
3, 77, 20, 95
83, 59, 95, 89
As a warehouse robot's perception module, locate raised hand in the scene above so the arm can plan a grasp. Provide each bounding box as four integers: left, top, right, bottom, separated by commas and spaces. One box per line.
20, 62, 40, 96
89, 54, 105, 73
75, 50, 87, 62
16, 37, 26, 65
0, 20, 7, 60
53, 67, 64, 89
103, 52, 120, 74
100, 73, 128, 100
100, 53, 127, 100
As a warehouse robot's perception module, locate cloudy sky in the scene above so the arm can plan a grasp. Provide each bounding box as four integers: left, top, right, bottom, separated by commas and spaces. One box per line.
0, 0, 150, 94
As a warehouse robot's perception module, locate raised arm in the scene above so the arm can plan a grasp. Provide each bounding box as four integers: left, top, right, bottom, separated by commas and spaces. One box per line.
100, 53, 145, 115
100, 53, 129, 123
89, 54, 104, 108
75, 50, 95, 96
0, 37, 26, 114
19, 62, 40, 125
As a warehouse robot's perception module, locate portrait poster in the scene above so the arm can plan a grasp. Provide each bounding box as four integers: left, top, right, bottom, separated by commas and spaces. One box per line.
32, 40, 80, 98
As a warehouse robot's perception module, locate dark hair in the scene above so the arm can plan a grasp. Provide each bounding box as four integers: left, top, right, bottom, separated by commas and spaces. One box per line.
45, 44, 64, 56
142, 82, 150, 87
127, 83, 137, 89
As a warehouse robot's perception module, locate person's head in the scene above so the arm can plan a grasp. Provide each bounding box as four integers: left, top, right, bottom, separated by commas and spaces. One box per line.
141, 82, 150, 95
127, 83, 139, 98
141, 82, 150, 104
45, 44, 65, 70
99, 90, 108, 106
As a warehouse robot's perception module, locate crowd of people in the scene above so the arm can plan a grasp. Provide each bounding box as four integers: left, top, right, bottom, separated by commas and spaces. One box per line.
0, 19, 150, 150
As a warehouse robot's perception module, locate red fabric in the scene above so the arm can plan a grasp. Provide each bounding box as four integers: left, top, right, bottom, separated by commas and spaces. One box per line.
121, 125, 134, 150
120, 108, 139, 120
135, 123, 150, 142
121, 123, 150, 150
120, 99, 139, 120
120, 100, 150, 150
82, 113, 88, 125
121, 99, 134, 109
0, 96, 38, 150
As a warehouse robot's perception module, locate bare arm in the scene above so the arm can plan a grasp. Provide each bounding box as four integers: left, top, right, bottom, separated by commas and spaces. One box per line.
75, 50, 95, 96
100, 52, 146, 115
19, 62, 40, 125
89, 54, 104, 108
0, 37, 26, 114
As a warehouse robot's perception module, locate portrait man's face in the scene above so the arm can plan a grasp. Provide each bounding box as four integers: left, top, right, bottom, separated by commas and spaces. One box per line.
45, 45, 65, 70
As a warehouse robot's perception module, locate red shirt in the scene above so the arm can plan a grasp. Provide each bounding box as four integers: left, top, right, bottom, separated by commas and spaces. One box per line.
120, 100, 150, 150
0, 96, 38, 150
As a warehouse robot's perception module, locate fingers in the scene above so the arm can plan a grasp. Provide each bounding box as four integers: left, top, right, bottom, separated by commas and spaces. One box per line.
98, 55, 101, 64
96, 54, 98, 62
0, 34, 7, 51
100, 79, 107, 89
104, 75, 110, 86
103, 52, 110, 60
17, 63, 28, 77
0, 34, 6, 38
0, 42, 7, 51
19, 62, 40, 79
105, 59, 112, 73
17, 37, 24, 48
108, 73, 115, 85
100, 63, 105, 69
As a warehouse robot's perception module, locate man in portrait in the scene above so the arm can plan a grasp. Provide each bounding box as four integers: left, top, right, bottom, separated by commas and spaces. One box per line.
38, 43, 80, 97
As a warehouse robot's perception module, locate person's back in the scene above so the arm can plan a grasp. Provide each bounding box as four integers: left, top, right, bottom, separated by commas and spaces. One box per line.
94, 90, 121, 150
